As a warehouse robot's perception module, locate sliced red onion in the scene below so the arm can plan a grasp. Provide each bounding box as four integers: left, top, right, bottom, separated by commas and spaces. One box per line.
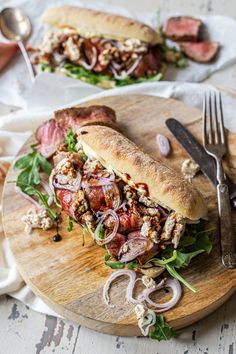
156, 134, 171, 157
94, 209, 119, 245
82, 174, 115, 187
118, 237, 152, 263
138, 278, 182, 313
138, 309, 156, 336
15, 186, 41, 210
111, 60, 123, 71
126, 57, 142, 76
53, 171, 81, 192
78, 46, 97, 70
102, 269, 137, 307
110, 67, 128, 80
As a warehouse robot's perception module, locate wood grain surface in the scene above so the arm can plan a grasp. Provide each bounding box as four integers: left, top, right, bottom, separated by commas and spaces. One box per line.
2, 95, 236, 336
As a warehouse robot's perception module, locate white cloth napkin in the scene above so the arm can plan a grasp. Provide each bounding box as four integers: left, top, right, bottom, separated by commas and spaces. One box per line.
1, 0, 236, 107
1, 80, 236, 316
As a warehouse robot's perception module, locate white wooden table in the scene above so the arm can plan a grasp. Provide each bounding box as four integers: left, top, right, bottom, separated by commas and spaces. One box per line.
1, 1, 236, 353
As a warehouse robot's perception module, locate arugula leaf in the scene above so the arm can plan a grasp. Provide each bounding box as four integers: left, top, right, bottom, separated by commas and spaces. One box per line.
165, 264, 196, 292
67, 216, 74, 232
105, 261, 125, 269
62, 63, 163, 87
65, 128, 77, 152
104, 252, 111, 261
14, 146, 53, 194
126, 260, 138, 270
105, 260, 138, 270
170, 249, 205, 269
24, 186, 57, 221
149, 315, 176, 341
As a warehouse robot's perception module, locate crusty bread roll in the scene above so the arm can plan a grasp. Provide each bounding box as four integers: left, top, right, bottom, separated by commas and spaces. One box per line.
78, 125, 207, 220
41, 6, 162, 45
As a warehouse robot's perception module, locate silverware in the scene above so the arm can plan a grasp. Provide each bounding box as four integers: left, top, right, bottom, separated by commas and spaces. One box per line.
0, 7, 35, 82
203, 91, 236, 268
165, 118, 236, 209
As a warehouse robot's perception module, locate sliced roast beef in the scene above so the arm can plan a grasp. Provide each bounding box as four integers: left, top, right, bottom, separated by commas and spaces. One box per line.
56, 189, 77, 219
105, 233, 127, 258
105, 208, 143, 233
54, 105, 116, 132
133, 46, 161, 78
36, 119, 65, 158
127, 231, 158, 265
84, 186, 106, 212
164, 16, 202, 42
180, 41, 220, 63
118, 235, 155, 263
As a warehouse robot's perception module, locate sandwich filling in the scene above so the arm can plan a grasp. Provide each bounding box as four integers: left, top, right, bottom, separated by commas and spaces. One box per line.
31, 29, 163, 85
51, 141, 186, 265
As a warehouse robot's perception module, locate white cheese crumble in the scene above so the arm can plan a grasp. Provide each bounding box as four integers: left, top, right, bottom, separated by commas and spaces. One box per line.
181, 159, 200, 182
122, 38, 147, 53
40, 31, 60, 54
134, 303, 146, 320
142, 275, 156, 289
22, 209, 54, 234
64, 37, 80, 61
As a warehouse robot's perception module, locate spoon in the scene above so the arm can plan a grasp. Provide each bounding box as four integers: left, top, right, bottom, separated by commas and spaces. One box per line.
0, 7, 36, 82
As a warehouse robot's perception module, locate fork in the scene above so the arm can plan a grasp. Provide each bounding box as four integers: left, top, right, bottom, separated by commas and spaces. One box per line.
202, 91, 236, 268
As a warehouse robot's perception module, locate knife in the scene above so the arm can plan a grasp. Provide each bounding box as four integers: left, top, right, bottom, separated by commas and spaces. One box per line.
166, 118, 236, 209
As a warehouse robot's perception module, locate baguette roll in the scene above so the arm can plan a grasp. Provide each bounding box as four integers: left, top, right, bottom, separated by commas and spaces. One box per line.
77, 125, 207, 220
41, 6, 162, 45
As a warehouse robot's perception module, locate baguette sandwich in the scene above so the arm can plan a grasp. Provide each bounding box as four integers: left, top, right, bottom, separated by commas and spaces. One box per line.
31, 6, 164, 88
50, 124, 207, 276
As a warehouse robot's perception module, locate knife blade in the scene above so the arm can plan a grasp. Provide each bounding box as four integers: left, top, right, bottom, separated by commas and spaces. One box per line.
166, 118, 236, 206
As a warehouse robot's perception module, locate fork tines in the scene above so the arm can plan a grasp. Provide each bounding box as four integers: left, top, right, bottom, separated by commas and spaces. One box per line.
202, 91, 226, 147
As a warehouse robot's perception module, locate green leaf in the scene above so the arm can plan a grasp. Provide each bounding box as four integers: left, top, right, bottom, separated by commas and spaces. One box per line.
62, 63, 163, 87
14, 155, 33, 170
98, 224, 105, 239
149, 315, 176, 341
151, 250, 177, 265
165, 264, 196, 292
126, 261, 138, 270
105, 261, 125, 269
65, 128, 77, 152
170, 249, 205, 268
38, 154, 53, 175
104, 252, 111, 261
67, 216, 74, 232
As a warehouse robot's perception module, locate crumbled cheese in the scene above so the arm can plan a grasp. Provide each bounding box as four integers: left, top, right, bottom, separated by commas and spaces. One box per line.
122, 243, 129, 253
172, 217, 186, 248
123, 184, 138, 206
142, 275, 156, 289
138, 194, 157, 208
22, 209, 54, 233
122, 38, 147, 53
83, 211, 95, 231
140, 215, 161, 243
72, 190, 88, 215
181, 159, 200, 182
134, 303, 146, 320
83, 159, 103, 173
64, 37, 80, 61
160, 213, 176, 240
40, 31, 60, 54
98, 49, 112, 66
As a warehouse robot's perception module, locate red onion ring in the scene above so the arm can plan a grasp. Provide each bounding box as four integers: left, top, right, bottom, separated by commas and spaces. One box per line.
53, 171, 81, 193
94, 209, 119, 245
103, 269, 137, 307
138, 309, 156, 336
126, 57, 142, 76
78, 46, 97, 70
138, 278, 182, 312
82, 174, 115, 187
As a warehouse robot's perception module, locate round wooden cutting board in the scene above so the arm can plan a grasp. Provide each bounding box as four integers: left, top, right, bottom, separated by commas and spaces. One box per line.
2, 95, 236, 336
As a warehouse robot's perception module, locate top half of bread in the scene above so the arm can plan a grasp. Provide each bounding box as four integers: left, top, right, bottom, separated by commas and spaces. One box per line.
77, 125, 207, 220
41, 6, 162, 45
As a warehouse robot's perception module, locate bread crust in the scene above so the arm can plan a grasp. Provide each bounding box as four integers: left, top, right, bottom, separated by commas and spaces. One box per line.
41, 6, 162, 45
78, 125, 207, 220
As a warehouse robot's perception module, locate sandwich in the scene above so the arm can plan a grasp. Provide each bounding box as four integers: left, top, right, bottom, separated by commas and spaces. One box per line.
49, 122, 207, 276
31, 6, 165, 88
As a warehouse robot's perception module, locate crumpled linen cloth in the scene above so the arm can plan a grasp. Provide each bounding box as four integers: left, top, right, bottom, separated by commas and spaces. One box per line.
1, 80, 236, 316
